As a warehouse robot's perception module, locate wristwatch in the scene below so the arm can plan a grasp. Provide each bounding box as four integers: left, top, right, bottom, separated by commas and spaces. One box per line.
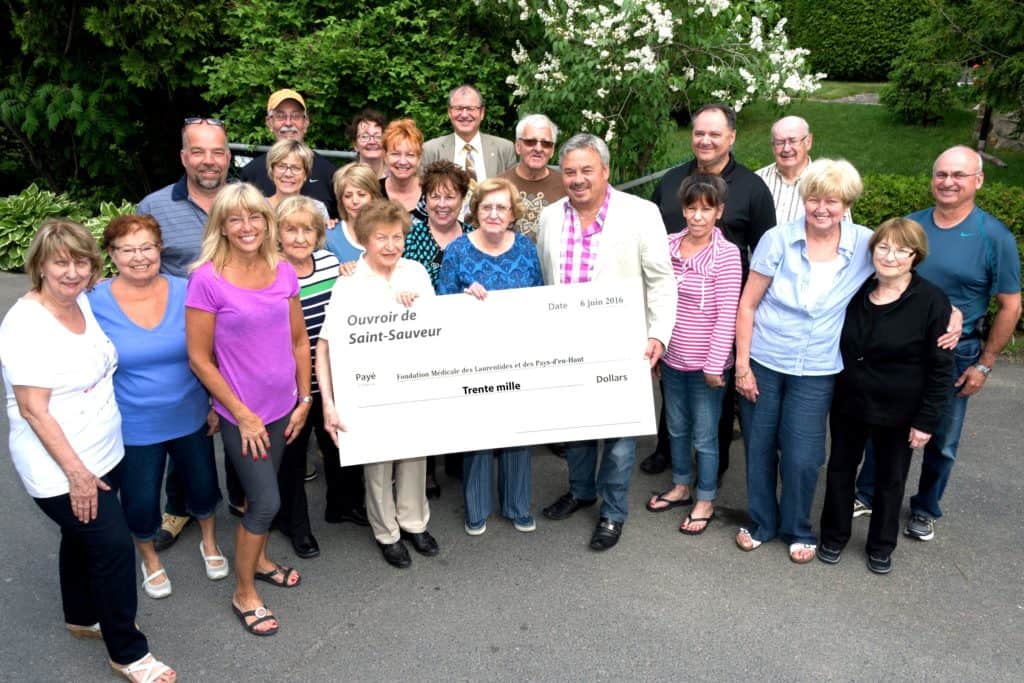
973, 363, 992, 377
298, 395, 314, 404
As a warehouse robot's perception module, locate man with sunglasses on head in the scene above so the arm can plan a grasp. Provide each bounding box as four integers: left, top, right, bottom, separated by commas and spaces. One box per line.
239, 88, 339, 218
136, 116, 235, 550
499, 114, 566, 242
854, 145, 1021, 543
422, 84, 516, 183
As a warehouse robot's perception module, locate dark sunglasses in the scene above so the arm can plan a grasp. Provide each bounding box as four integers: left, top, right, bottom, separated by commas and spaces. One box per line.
183, 117, 226, 128
518, 137, 554, 150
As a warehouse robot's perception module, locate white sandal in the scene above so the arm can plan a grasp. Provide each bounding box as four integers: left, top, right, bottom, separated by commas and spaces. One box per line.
200, 541, 230, 580
789, 542, 817, 564
110, 652, 175, 683
735, 527, 763, 551
140, 562, 172, 599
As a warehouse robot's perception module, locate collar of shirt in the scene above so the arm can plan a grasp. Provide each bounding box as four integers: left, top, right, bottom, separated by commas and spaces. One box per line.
454, 132, 484, 161
783, 217, 859, 260
767, 159, 812, 187
669, 226, 726, 276
565, 186, 612, 238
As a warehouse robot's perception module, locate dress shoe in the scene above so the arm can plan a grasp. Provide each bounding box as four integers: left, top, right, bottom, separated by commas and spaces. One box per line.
291, 534, 320, 559
377, 540, 412, 568
153, 514, 192, 552
542, 492, 597, 520
639, 451, 668, 475
400, 529, 439, 556
589, 517, 623, 551
324, 506, 370, 527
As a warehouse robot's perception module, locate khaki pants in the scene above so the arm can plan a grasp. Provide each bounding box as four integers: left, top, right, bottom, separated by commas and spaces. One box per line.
364, 457, 429, 543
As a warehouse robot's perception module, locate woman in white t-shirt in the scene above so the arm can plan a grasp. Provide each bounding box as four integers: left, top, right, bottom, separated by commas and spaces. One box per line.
0, 220, 176, 683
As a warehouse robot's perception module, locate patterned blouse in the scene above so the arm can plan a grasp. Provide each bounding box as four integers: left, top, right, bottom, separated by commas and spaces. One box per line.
403, 219, 474, 291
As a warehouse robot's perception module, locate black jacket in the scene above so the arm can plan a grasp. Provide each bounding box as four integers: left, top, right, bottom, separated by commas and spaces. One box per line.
832, 273, 954, 433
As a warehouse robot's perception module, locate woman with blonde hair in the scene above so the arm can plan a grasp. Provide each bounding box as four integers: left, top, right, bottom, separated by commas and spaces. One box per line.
327, 162, 382, 263
265, 139, 330, 220
186, 183, 311, 636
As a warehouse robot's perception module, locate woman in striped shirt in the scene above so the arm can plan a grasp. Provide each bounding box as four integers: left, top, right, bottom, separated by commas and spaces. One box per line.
646, 175, 742, 535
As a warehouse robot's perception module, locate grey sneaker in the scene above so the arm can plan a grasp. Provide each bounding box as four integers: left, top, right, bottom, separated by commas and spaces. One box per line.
904, 513, 935, 541
852, 499, 872, 518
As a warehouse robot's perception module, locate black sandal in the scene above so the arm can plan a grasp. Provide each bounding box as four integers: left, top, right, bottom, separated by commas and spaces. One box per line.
254, 564, 301, 588
232, 603, 278, 636
645, 489, 693, 512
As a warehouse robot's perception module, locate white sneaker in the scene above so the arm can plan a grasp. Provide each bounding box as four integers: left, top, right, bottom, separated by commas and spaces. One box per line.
852, 500, 872, 518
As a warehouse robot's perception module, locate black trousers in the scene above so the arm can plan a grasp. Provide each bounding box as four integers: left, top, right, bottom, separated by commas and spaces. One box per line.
821, 413, 914, 557
653, 373, 736, 478
33, 463, 149, 665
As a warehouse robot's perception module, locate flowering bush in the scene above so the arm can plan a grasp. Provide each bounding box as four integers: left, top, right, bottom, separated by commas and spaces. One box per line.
496, 0, 825, 182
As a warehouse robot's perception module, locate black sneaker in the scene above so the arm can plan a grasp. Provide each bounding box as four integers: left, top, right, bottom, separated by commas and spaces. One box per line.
904, 513, 935, 541
867, 553, 893, 574
817, 543, 842, 564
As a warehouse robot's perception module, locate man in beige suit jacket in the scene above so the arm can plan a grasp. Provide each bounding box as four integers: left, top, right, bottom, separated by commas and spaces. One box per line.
422, 84, 516, 180
536, 133, 677, 551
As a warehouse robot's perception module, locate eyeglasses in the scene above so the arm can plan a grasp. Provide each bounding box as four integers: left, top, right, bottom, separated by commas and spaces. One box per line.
269, 110, 307, 123
183, 117, 225, 128
873, 244, 915, 260
357, 133, 382, 143
427, 193, 460, 204
933, 171, 981, 182
273, 163, 305, 176
479, 204, 511, 216
113, 244, 159, 258
518, 138, 554, 150
770, 134, 809, 149
450, 105, 483, 114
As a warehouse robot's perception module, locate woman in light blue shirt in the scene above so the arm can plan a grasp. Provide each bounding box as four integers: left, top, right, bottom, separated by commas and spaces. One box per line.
732, 159, 873, 563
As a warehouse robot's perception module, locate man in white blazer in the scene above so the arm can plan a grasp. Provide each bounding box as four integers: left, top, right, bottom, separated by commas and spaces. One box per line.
536, 133, 677, 551
421, 84, 516, 181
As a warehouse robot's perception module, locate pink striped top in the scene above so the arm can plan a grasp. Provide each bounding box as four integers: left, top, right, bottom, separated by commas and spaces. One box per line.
560, 188, 611, 284
663, 227, 742, 375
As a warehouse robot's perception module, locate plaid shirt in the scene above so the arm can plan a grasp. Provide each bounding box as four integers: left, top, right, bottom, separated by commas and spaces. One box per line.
560, 188, 611, 284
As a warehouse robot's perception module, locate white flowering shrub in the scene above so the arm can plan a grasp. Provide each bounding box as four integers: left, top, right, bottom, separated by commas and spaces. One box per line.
494, 0, 825, 181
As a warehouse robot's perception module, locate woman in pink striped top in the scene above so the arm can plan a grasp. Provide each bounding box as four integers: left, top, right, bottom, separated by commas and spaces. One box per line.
646, 175, 742, 534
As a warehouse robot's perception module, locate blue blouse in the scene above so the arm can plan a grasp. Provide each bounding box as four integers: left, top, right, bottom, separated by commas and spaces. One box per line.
324, 220, 365, 264
437, 232, 544, 294
749, 219, 874, 376
88, 275, 210, 445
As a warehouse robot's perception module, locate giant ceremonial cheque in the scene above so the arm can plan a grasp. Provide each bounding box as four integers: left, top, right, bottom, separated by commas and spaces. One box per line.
326, 281, 657, 464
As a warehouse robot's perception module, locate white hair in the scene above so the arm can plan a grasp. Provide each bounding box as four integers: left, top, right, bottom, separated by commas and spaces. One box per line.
515, 114, 559, 143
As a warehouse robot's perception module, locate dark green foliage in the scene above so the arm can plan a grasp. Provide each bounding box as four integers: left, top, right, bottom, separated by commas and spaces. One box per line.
780, 0, 927, 81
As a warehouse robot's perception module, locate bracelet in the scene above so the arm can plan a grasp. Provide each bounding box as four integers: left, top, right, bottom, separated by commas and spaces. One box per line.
298, 395, 314, 404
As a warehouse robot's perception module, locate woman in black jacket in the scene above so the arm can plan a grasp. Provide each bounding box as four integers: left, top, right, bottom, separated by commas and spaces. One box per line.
818, 217, 954, 574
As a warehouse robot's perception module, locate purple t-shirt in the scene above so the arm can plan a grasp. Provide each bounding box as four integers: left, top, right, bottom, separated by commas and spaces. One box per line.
186, 261, 300, 424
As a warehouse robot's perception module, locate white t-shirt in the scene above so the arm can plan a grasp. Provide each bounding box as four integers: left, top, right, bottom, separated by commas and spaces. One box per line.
806, 256, 845, 309
0, 293, 123, 498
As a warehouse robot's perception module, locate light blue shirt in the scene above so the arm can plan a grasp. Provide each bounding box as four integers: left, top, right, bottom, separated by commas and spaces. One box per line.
749, 218, 874, 376
324, 219, 365, 264
88, 276, 210, 445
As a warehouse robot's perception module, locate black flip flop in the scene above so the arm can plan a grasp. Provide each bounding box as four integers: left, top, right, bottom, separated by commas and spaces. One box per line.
645, 490, 693, 512
254, 564, 301, 588
679, 511, 715, 535
232, 603, 278, 636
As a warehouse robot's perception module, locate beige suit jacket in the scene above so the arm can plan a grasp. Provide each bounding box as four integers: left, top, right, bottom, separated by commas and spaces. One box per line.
422, 133, 517, 179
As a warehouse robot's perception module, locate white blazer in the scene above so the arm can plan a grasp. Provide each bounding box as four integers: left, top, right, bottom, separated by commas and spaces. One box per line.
537, 187, 677, 346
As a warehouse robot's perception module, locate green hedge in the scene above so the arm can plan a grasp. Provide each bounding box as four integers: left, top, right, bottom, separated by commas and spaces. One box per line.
780, 0, 928, 81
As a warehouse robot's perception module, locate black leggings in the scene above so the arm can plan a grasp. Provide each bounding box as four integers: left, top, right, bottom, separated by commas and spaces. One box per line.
220, 415, 289, 534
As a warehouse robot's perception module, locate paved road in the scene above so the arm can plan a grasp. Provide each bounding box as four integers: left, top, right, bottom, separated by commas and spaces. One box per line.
0, 270, 1020, 682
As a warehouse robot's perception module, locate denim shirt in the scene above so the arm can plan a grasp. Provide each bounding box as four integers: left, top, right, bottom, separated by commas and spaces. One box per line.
749, 218, 874, 376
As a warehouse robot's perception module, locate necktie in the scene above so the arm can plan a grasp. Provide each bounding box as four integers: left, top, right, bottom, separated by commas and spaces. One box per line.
463, 143, 478, 190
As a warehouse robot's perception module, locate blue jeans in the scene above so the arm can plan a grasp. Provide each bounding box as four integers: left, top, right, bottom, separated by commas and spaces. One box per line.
120, 423, 221, 540
661, 363, 728, 501
739, 361, 835, 544
565, 437, 638, 523
462, 448, 531, 526
856, 337, 978, 519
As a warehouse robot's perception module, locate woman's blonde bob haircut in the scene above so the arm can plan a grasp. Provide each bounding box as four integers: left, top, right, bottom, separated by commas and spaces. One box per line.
332, 162, 382, 222
869, 217, 929, 268
798, 158, 864, 207
266, 139, 314, 178
24, 218, 104, 292
468, 177, 525, 227
276, 195, 327, 250
192, 183, 279, 273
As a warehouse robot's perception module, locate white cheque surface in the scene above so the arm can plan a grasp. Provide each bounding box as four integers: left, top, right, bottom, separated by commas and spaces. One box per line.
327, 281, 656, 465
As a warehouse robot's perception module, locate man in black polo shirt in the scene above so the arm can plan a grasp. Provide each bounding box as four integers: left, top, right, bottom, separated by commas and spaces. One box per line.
640, 103, 776, 482
239, 88, 339, 217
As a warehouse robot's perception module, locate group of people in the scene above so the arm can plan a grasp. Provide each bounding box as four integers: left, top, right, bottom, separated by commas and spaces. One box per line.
1, 83, 1019, 681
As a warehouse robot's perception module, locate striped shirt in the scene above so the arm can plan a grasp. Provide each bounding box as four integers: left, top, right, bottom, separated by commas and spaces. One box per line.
662, 227, 743, 375
755, 161, 852, 225
296, 249, 340, 394
560, 188, 611, 284
138, 176, 212, 277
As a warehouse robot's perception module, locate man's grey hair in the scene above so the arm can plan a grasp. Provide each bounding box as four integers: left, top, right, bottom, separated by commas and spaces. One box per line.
515, 114, 559, 143
771, 115, 811, 138
558, 133, 610, 167
448, 84, 484, 108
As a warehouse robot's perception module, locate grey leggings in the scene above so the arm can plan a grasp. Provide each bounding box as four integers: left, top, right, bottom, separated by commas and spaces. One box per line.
220, 414, 289, 534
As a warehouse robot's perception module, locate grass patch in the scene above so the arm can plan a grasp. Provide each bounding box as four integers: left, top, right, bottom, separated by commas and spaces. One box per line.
656, 100, 1024, 188
811, 81, 885, 100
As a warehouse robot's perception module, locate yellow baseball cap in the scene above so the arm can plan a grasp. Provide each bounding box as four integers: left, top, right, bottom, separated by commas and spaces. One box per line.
267, 89, 306, 112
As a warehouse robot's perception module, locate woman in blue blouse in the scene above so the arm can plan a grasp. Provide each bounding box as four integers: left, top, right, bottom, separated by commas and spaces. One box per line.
89, 215, 226, 599
437, 176, 543, 534
732, 159, 873, 564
